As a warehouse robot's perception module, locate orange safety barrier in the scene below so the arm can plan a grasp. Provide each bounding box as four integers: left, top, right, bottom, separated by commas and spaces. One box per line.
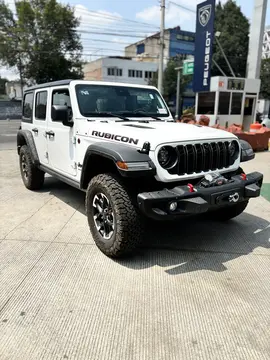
250, 123, 262, 133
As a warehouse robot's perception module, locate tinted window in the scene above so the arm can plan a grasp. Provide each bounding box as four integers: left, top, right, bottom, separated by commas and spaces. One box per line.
231, 93, 243, 115
197, 92, 215, 114
218, 92, 231, 115
52, 89, 72, 121
23, 92, 33, 121
35, 91, 47, 120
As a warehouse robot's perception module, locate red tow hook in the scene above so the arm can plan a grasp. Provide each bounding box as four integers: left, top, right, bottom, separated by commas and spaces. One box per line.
187, 183, 195, 193
241, 173, 247, 181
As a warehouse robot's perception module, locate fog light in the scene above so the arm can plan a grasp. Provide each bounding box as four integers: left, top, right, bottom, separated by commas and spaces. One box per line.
169, 202, 177, 212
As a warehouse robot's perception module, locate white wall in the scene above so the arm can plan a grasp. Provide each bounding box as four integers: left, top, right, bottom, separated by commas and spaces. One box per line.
101, 58, 158, 85
5, 82, 23, 100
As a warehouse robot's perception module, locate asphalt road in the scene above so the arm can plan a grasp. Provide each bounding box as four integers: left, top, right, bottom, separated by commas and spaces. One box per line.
0, 120, 20, 150
0, 121, 270, 359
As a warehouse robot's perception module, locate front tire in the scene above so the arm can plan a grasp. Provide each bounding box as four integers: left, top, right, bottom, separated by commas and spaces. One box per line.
19, 145, 44, 190
209, 200, 249, 221
85, 174, 143, 258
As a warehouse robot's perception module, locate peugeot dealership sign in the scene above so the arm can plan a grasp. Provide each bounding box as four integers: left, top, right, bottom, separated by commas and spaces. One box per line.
193, 0, 216, 92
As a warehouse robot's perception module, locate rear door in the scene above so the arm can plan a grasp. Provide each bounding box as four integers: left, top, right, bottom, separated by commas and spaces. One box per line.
32, 90, 49, 164
21, 90, 48, 165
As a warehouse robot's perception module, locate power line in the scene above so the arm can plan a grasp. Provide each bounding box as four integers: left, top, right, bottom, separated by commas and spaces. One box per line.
169, 1, 196, 14
3, 0, 160, 30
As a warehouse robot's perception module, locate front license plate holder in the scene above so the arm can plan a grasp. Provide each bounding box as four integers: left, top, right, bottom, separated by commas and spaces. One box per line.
211, 189, 244, 206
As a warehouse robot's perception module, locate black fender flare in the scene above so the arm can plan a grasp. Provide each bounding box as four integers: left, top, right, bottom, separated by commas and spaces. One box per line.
17, 129, 40, 166
239, 139, 255, 162
80, 142, 156, 188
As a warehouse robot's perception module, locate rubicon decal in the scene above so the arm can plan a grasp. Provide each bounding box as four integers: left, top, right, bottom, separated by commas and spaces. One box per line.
92, 131, 139, 145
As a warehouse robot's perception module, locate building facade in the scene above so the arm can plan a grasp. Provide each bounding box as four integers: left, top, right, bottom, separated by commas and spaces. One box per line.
5, 81, 24, 101
124, 27, 195, 63
83, 57, 157, 86
262, 26, 270, 59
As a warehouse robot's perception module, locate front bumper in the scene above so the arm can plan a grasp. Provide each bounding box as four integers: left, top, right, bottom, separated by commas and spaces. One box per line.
137, 172, 263, 220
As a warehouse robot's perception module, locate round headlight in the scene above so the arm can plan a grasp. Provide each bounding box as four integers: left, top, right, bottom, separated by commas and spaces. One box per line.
158, 146, 178, 169
228, 140, 239, 159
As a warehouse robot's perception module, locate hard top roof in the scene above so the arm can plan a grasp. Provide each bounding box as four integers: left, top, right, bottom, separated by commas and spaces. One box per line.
24, 79, 158, 93
25, 79, 73, 92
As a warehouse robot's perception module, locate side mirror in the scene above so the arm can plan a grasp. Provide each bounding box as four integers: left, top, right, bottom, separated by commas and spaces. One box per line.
51, 105, 73, 127
239, 139, 255, 162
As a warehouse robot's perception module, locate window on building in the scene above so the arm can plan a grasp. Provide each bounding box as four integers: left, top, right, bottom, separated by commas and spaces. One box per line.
35, 91, 48, 120
176, 34, 195, 42
231, 93, 243, 115
107, 68, 122, 76
218, 92, 231, 115
197, 92, 215, 114
137, 43, 145, 55
128, 70, 142, 78
107, 68, 115, 76
145, 71, 154, 79
52, 89, 72, 121
23, 92, 33, 121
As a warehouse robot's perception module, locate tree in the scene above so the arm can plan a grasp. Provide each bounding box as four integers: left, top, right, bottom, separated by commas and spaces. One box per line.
260, 58, 270, 99
212, 0, 250, 78
150, 58, 192, 101
0, 0, 83, 84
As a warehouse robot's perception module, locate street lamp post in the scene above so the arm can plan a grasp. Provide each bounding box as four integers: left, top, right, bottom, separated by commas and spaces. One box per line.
175, 66, 182, 120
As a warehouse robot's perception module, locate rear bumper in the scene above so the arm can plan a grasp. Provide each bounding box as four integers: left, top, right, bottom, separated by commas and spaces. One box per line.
137, 172, 263, 220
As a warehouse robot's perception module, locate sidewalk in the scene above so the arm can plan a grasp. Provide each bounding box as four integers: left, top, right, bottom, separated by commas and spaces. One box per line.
0, 148, 270, 360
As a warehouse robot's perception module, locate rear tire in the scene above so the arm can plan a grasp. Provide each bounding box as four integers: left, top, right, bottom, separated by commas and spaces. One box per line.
19, 145, 44, 190
209, 200, 249, 221
85, 173, 143, 258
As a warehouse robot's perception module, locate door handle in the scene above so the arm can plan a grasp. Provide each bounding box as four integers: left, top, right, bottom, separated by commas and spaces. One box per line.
32, 128, 38, 133
46, 130, 55, 137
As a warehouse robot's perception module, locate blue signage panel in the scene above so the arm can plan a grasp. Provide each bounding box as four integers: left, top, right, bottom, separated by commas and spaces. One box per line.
193, 0, 216, 92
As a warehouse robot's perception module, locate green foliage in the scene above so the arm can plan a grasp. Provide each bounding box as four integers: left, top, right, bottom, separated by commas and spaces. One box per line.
260, 58, 270, 99
0, 0, 83, 84
212, 0, 249, 77
149, 58, 192, 101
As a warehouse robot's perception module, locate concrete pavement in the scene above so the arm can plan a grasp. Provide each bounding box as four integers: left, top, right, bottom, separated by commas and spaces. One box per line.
0, 120, 20, 150
0, 130, 270, 359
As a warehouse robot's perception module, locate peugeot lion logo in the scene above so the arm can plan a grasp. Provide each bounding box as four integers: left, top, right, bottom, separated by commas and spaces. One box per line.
199, 5, 212, 27
229, 192, 240, 203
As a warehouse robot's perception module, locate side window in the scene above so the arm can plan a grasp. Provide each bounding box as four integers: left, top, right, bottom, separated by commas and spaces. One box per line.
35, 91, 48, 120
22, 92, 34, 122
52, 89, 72, 121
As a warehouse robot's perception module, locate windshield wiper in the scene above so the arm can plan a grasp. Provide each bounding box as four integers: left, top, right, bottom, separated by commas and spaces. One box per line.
129, 111, 164, 121
86, 112, 130, 121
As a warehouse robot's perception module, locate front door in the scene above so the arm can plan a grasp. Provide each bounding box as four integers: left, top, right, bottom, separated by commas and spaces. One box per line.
243, 97, 256, 131
32, 90, 49, 165
47, 88, 76, 176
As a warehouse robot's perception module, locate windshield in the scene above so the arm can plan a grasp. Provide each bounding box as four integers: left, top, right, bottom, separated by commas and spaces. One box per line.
75, 84, 170, 118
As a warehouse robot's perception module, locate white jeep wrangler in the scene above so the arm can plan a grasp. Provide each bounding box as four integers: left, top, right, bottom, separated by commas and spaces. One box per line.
17, 80, 263, 257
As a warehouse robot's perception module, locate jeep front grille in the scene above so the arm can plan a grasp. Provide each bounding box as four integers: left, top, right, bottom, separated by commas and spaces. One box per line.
168, 141, 234, 176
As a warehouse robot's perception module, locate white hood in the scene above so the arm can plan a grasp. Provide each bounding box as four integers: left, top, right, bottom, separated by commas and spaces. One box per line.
87, 120, 237, 149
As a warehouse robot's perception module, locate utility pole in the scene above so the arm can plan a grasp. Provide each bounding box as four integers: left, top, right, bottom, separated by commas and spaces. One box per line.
158, 0, 165, 94
175, 66, 182, 120
246, 0, 268, 79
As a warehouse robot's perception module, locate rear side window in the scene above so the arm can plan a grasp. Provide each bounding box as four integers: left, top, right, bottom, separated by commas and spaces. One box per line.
35, 91, 48, 120
23, 92, 34, 122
